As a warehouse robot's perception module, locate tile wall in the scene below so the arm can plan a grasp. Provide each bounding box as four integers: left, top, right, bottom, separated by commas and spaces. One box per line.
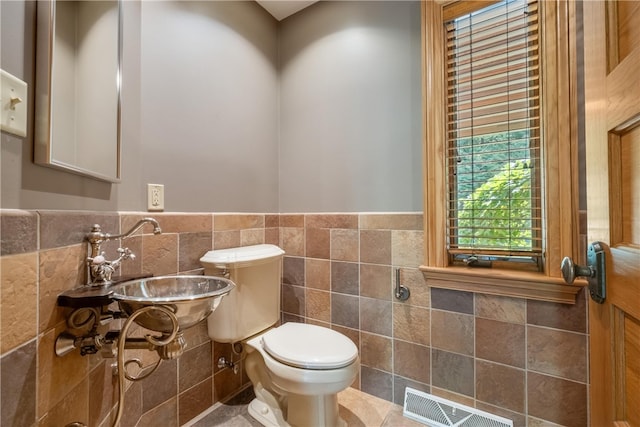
1, 210, 588, 427
0, 210, 277, 427
279, 213, 589, 427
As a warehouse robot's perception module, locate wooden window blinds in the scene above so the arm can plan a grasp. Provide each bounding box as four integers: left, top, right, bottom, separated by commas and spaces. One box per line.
445, 0, 542, 269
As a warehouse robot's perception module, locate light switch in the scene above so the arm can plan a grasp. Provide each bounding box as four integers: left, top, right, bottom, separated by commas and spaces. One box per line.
1, 69, 28, 138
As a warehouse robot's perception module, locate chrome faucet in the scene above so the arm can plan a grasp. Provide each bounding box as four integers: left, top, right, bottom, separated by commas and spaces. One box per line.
86, 218, 162, 285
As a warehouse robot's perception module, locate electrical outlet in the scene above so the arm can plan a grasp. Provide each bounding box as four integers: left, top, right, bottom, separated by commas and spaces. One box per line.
147, 184, 164, 211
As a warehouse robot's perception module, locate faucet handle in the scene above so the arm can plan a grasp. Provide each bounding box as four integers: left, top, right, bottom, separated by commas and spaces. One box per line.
117, 247, 135, 261
91, 254, 106, 265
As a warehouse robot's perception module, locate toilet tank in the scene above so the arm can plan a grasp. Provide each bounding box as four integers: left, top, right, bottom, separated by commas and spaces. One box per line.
200, 244, 285, 343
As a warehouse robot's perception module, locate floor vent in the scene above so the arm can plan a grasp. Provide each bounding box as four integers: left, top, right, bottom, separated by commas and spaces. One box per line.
403, 388, 513, 427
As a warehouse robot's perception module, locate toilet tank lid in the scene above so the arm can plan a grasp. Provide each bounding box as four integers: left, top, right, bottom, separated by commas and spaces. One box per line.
200, 244, 285, 268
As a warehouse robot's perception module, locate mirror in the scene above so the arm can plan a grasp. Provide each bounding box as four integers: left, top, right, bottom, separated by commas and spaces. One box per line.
34, 0, 121, 182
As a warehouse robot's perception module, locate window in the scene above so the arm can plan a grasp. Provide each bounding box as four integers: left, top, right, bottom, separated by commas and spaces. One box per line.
421, 0, 582, 303
446, 0, 542, 270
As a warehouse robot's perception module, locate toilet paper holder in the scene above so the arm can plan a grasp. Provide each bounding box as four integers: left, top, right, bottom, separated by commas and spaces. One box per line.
395, 268, 410, 301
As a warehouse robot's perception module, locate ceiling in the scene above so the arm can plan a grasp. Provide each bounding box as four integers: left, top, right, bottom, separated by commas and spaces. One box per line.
255, 1, 318, 21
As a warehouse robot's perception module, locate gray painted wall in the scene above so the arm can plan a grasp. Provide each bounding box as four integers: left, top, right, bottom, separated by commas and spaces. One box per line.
136, 1, 280, 212
278, 1, 423, 212
1, 0, 422, 213
2, 0, 121, 211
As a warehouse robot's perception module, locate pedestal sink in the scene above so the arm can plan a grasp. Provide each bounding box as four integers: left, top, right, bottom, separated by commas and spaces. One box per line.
110, 275, 234, 333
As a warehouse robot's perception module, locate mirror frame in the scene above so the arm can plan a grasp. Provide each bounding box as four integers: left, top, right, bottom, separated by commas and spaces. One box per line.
34, 0, 122, 183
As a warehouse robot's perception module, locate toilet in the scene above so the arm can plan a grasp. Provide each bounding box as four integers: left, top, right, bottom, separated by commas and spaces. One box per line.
200, 244, 359, 427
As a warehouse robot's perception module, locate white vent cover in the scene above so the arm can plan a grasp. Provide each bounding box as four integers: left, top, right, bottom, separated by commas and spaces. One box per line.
403, 388, 513, 427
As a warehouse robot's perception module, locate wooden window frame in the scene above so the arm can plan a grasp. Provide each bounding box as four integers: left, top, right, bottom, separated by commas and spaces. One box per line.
421, 0, 584, 304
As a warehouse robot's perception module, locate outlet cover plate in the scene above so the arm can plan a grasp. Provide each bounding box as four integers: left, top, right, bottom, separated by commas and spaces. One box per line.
147, 184, 165, 211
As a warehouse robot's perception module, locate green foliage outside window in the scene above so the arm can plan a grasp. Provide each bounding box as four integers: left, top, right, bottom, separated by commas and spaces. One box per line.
454, 131, 534, 251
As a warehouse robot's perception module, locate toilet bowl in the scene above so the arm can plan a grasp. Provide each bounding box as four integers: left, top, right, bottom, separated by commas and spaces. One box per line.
199, 245, 360, 427
244, 322, 359, 427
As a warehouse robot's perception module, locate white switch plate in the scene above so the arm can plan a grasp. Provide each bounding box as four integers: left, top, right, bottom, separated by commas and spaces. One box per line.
147, 184, 165, 211
1, 69, 28, 137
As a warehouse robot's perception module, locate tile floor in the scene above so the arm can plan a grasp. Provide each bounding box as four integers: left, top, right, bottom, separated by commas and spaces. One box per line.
186, 387, 424, 427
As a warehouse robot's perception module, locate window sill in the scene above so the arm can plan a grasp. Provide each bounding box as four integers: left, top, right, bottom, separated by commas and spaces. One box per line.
419, 265, 586, 304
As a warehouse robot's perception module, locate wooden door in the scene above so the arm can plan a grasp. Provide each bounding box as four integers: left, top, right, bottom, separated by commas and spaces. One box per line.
583, 1, 640, 426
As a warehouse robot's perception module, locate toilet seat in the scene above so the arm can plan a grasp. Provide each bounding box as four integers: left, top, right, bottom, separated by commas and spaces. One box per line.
261, 323, 358, 370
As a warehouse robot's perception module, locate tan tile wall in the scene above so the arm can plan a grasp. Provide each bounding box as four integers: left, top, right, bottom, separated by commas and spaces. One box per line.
0, 210, 277, 427
1, 210, 589, 427
279, 212, 589, 427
